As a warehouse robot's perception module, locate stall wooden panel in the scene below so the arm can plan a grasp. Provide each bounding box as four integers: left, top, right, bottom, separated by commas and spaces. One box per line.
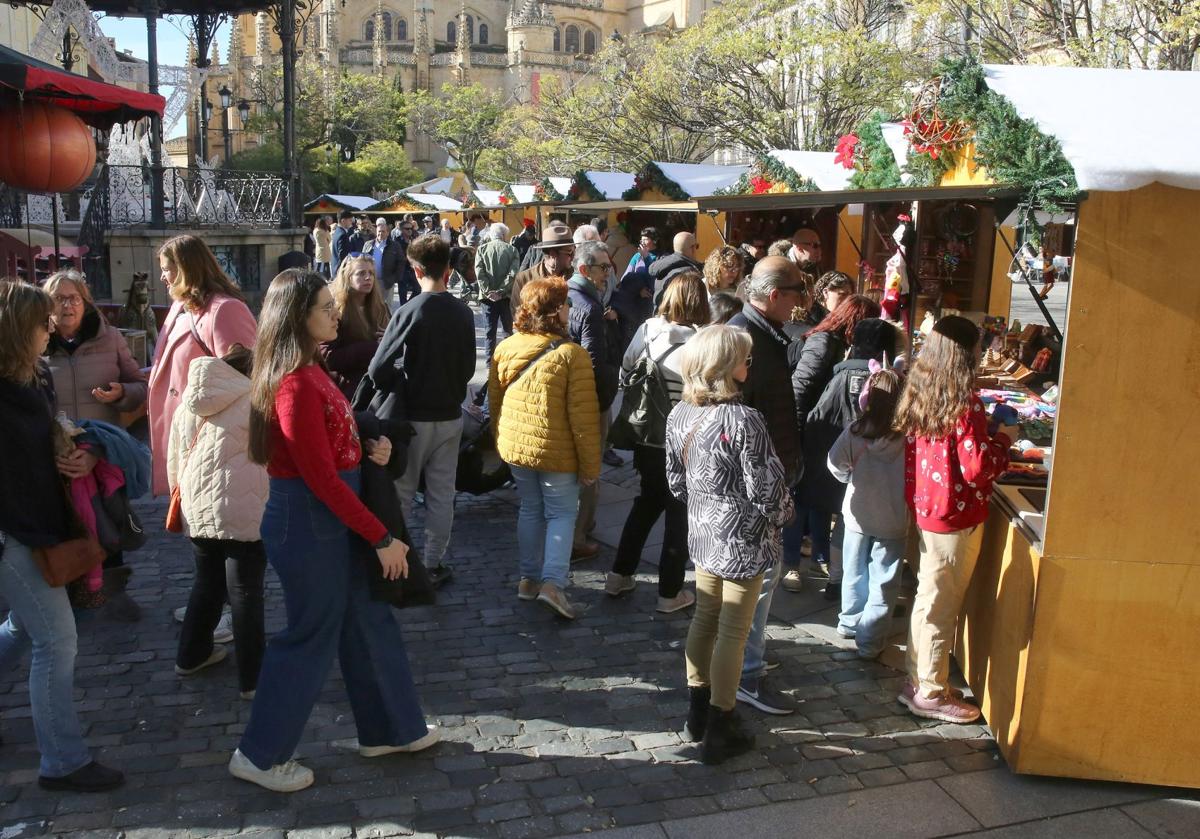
696, 211, 725, 262
1043, 184, 1200, 563
1020, 557, 1200, 786
835, 206, 863, 279
988, 226, 1015, 317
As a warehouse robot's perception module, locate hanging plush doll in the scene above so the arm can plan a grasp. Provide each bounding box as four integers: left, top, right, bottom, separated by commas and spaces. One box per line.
881, 221, 909, 323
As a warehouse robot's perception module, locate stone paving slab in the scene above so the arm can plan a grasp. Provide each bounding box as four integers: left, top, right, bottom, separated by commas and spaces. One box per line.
1121, 798, 1200, 838
956, 808, 1156, 839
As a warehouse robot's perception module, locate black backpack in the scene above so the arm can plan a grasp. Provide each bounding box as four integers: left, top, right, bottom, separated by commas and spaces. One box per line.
610, 342, 682, 450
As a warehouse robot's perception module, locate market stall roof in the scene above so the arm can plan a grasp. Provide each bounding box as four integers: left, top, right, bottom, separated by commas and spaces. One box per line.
365, 191, 464, 214
302, 194, 376, 213
580, 170, 635, 200
545, 177, 572, 200
402, 192, 464, 211
472, 189, 502, 207
650, 162, 748, 198
561, 199, 699, 213
766, 150, 851, 191
696, 183, 1023, 213
0, 43, 165, 129
503, 184, 538, 205
982, 64, 1200, 192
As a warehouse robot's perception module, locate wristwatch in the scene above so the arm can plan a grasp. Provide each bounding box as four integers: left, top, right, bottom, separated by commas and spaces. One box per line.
372, 534, 394, 550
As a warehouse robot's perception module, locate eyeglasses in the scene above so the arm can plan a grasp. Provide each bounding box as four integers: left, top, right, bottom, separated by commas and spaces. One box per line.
745, 355, 753, 368
317, 301, 338, 316
53, 294, 83, 307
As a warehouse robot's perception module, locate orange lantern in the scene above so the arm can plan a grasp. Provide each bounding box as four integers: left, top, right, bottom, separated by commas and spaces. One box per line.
0, 100, 97, 193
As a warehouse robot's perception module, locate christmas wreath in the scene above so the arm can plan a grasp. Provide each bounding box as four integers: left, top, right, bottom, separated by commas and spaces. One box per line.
715, 154, 818, 196
621, 162, 690, 202
838, 111, 904, 190
499, 185, 520, 205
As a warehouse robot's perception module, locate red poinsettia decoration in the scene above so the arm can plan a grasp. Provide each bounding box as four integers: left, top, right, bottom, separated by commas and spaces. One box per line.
616, 211, 628, 223
835, 133, 860, 169
749, 175, 774, 194
498, 195, 511, 205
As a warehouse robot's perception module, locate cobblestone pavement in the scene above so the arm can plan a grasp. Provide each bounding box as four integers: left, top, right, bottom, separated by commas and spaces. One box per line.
1, 302, 1192, 838
2, 485, 1190, 839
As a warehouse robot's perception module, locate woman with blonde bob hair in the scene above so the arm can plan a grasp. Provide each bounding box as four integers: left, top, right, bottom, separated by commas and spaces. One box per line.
489, 277, 600, 620
665, 324, 794, 765
319, 255, 390, 398
148, 235, 257, 496
0, 280, 125, 792
702, 246, 745, 296
606, 271, 709, 613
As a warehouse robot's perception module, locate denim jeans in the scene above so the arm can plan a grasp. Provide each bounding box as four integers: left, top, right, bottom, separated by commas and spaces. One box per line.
238, 471, 429, 770
740, 557, 782, 681
481, 297, 513, 364
0, 535, 92, 777
838, 529, 905, 659
177, 538, 267, 693
510, 466, 579, 589
613, 446, 688, 597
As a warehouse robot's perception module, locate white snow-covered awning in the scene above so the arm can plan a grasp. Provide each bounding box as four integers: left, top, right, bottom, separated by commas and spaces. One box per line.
403, 192, 464, 211
766, 150, 852, 191
547, 177, 572, 198
983, 64, 1200, 193
879, 123, 911, 184
507, 184, 537, 204
654, 162, 749, 197
473, 189, 502, 207
583, 170, 636, 200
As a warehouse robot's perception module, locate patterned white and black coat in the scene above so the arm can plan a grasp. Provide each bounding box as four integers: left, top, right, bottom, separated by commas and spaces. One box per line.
665, 401, 795, 580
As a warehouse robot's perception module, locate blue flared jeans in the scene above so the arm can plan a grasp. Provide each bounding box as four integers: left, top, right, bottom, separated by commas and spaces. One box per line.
238, 471, 429, 770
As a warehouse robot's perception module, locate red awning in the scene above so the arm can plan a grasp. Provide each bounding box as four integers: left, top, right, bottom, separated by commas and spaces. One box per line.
0, 44, 165, 129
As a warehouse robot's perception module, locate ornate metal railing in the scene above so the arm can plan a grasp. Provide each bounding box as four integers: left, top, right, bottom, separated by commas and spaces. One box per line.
78, 170, 112, 299
99, 164, 290, 229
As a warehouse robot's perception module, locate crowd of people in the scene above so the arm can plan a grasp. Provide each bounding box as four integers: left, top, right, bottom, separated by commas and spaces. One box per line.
0, 216, 1014, 796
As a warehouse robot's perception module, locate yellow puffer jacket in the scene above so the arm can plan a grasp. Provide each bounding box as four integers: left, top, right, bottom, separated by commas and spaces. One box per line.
488, 331, 601, 480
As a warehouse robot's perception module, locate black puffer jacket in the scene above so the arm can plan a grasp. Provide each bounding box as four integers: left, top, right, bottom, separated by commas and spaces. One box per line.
790, 330, 848, 434
727, 303, 801, 486
567, 275, 620, 411
795, 358, 872, 513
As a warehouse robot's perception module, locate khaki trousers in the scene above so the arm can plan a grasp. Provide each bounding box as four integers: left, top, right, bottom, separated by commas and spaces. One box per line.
573, 408, 610, 547
686, 569, 765, 710
905, 525, 984, 698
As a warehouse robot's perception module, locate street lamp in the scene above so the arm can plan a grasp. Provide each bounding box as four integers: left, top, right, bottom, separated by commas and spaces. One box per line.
219, 84, 233, 110
203, 98, 213, 123
237, 99, 252, 124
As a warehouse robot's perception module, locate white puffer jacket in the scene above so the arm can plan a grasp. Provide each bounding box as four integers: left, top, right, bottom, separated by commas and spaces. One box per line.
167, 356, 267, 542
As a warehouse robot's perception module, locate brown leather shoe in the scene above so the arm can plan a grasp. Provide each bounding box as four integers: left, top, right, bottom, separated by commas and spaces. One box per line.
517, 578, 540, 601
536, 583, 577, 619
570, 541, 600, 562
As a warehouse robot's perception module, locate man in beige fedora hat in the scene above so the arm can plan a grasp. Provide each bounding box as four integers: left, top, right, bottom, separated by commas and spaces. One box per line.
511, 221, 576, 307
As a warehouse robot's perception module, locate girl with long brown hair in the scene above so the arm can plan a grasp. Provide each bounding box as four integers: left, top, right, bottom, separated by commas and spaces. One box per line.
148, 235, 257, 496
894, 315, 1015, 725
319, 255, 391, 398
231, 269, 436, 793
0, 280, 124, 793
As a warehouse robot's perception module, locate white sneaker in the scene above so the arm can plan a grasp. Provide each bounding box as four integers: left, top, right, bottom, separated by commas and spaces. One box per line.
173, 605, 187, 623
212, 611, 234, 644
175, 645, 227, 675
604, 572, 636, 597
781, 569, 804, 593
228, 749, 313, 792
360, 724, 446, 758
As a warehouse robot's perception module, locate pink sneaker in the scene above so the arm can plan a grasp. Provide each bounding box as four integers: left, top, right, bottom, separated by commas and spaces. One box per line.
906, 690, 981, 724
898, 679, 964, 711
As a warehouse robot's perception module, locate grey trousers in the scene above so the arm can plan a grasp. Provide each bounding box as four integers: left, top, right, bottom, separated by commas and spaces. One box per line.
573, 408, 610, 547
395, 418, 464, 566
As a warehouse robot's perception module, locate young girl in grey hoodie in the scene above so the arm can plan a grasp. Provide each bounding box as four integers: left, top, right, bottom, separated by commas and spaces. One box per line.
827, 368, 909, 659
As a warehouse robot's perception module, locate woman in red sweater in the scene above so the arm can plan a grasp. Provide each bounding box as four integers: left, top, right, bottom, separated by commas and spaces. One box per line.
894, 316, 1015, 725
228, 270, 436, 793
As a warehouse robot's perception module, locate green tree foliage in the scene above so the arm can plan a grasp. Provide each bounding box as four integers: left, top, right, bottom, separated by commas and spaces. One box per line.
399, 83, 506, 189
476, 105, 580, 186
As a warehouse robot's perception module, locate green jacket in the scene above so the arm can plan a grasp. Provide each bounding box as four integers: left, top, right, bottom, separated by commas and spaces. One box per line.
474, 238, 520, 297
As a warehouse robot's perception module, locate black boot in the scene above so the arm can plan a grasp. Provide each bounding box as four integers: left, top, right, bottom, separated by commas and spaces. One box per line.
685, 686, 711, 742
38, 761, 124, 793
97, 566, 142, 623
701, 705, 754, 765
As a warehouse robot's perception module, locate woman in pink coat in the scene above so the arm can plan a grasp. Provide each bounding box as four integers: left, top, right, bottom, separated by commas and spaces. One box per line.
148, 235, 257, 496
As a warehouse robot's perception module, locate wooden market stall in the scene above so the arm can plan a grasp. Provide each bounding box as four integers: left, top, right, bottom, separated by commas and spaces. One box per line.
498, 182, 557, 235
362, 190, 464, 224
301, 193, 376, 220
937, 63, 1200, 790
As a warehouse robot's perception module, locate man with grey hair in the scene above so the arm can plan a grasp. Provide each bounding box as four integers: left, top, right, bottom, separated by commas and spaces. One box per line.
727, 254, 806, 717
363, 216, 404, 301
474, 222, 519, 367
567, 240, 620, 560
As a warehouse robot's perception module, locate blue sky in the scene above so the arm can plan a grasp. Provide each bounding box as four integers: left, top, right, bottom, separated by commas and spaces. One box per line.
98, 14, 211, 138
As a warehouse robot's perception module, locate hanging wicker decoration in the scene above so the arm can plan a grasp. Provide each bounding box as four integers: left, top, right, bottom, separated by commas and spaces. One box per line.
903, 77, 972, 161
0, 100, 97, 193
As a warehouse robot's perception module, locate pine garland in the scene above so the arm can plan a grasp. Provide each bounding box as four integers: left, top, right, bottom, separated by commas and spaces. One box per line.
622, 162, 690, 202
715, 154, 818, 195
846, 112, 903, 190
569, 170, 600, 200
534, 177, 565, 202
499, 185, 519, 205
934, 57, 1078, 213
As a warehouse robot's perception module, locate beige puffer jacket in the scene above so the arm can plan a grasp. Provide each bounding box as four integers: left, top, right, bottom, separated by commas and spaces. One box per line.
167, 356, 267, 542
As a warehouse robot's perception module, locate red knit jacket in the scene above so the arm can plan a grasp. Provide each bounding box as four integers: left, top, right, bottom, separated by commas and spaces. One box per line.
905, 396, 1011, 534
268, 365, 387, 544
